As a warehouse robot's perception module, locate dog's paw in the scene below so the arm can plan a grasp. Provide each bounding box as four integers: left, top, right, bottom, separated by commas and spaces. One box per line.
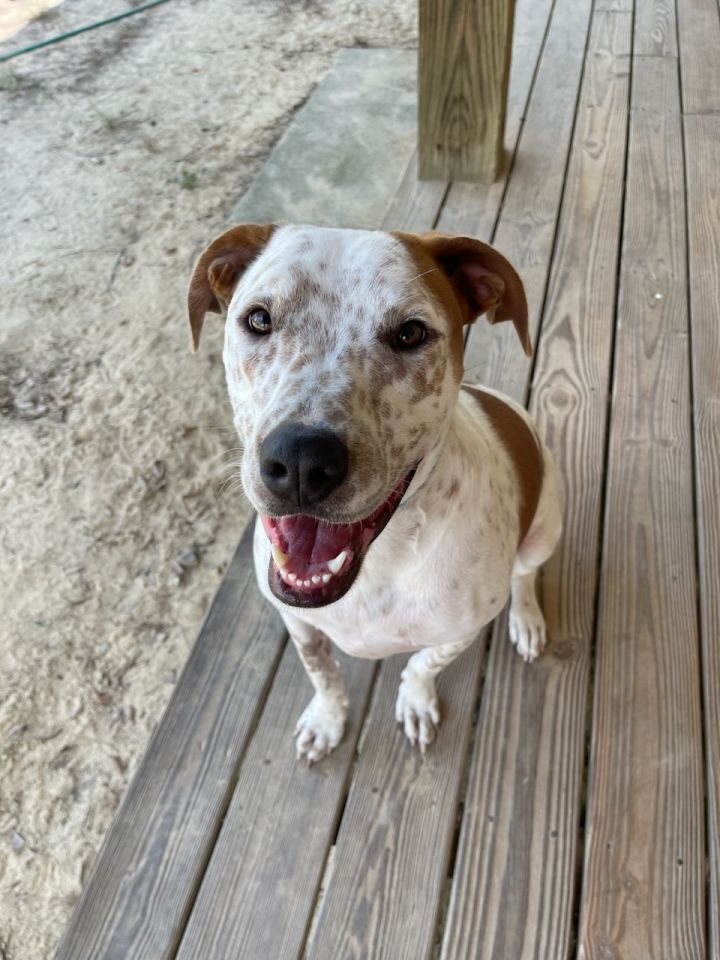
509, 606, 547, 662
294, 693, 348, 764
395, 668, 441, 754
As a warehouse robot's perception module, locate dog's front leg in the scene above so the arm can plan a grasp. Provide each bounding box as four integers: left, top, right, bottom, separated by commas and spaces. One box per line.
280, 611, 349, 764
396, 639, 474, 753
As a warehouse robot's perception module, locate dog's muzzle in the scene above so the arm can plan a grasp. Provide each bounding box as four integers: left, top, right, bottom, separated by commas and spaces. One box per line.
261, 465, 418, 608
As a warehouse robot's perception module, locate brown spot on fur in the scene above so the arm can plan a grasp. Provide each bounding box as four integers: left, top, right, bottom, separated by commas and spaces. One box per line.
300, 632, 333, 674
464, 385, 544, 545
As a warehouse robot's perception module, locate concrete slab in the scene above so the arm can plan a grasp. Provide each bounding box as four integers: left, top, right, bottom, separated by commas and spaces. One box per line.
231, 48, 416, 229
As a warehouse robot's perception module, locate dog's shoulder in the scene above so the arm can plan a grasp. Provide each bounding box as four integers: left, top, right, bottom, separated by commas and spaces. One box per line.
461, 383, 544, 543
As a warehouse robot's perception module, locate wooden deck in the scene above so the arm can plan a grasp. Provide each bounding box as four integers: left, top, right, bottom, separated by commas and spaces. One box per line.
55, 0, 720, 956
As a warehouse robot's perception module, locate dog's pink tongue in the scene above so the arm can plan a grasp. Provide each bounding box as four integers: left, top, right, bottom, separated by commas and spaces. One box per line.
277, 515, 353, 562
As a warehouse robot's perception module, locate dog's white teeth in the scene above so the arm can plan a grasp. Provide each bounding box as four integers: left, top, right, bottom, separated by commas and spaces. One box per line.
322, 573, 332, 584
327, 550, 347, 575
303, 579, 312, 588
287, 572, 297, 583
311, 575, 322, 585
271, 544, 290, 569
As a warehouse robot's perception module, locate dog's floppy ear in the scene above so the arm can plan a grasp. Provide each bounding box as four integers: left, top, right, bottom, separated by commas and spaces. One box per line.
419, 232, 531, 357
187, 223, 275, 352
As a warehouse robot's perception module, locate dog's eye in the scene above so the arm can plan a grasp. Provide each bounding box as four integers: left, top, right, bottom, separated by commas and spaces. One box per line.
246, 308, 272, 335
394, 320, 427, 350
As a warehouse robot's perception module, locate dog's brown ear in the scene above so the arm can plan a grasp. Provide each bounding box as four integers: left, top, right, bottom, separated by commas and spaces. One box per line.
187, 223, 275, 352
420, 232, 531, 357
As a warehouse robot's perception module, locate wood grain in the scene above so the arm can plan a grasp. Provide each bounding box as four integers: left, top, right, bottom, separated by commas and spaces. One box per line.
677, 0, 720, 114
441, 12, 632, 958
577, 56, 706, 959
456, 0, 594, 394
596, 0, 633, 9
380, 148, 448, 233
436, 0, 554, 240
174, 647, 375, 960
386, 0, 553, 238
684, 112, 720, 958
634, 0, 678, 57
54, 524, 287, 960
418, 0, 516, 182
304, 646, 485, 960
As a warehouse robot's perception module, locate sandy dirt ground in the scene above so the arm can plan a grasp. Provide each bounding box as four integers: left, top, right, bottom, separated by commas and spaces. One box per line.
0, 2, 415, 956
0, 0, 65, 42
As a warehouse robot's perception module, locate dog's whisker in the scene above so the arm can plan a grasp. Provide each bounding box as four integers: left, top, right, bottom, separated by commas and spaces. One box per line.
217, 484, 245, 502
206, 446, 245, 468
218, 459, 244, 473
217, 473, 243, 497
403, 267, 439, 285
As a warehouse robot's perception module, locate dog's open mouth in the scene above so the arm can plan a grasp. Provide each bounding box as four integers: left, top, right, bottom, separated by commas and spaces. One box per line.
261, 466, 417, 608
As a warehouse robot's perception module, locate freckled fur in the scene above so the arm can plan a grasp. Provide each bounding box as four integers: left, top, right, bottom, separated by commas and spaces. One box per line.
189, 223, 562, 759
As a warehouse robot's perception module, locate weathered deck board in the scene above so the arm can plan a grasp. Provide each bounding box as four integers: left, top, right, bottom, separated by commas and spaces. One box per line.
677, 0, 720, 114
684, 112, 720, 957
380, 149, 448, 233
458, 0, 594, 392
53, 525, 287, 960
304, 647, 484, 960
634, 0, 677, 57
174, 645, 375, 960
577, 56, 706, 958
436, 0, 554, 239
441, 11, 631, 959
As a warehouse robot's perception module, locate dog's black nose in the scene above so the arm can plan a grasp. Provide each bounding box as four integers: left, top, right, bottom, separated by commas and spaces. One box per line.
260, 422, 349, 510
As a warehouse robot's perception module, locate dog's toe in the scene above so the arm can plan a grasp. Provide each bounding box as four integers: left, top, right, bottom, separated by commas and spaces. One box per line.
395, 669, 441, 753
509, 609, 547, 662
294, 694, 347, 763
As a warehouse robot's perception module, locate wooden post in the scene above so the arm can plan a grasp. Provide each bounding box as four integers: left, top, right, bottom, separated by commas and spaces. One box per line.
418, 0, 516, 183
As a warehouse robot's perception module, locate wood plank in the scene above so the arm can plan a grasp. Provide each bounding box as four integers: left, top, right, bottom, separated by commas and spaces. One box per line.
441, 12, 632, 958
596, 0, 633, 10
305, 647, 485, 960
677, 0, 720, 114
578, 55, 706, 959
436, 0, 554, 240
684, 112, 720, 958
54, 524, 287, 960
635, 0, 678, 57
456, 0, 594, 393
174, 646, 375, 960
303, 1, 590, 956
418, 0, 516, 182
380, 148, 448, 232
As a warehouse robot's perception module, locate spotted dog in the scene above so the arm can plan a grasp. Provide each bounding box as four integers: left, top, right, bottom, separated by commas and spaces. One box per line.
188, 224, 562, 761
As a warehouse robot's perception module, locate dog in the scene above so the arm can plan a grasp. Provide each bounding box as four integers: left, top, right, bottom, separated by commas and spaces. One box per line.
188, 223, 562, 762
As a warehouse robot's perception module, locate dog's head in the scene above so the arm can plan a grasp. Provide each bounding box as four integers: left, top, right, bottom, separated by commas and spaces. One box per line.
189, 224, 528, 608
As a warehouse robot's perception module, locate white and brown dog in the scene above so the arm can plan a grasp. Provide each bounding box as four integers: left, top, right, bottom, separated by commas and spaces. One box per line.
189, 224, 561, 762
